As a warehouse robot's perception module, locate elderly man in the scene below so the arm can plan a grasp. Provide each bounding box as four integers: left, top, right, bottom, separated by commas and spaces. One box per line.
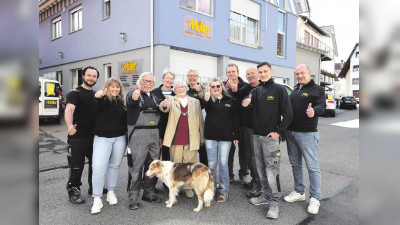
283, 64, 325, 215
126, 72, 162, 210
242, 62, 293, 219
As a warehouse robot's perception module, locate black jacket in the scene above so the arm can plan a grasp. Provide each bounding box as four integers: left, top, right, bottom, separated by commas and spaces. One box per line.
287, 80, 325, 132
126, 90, 161, 126
187, 83, 205, 109
94, 96, 127, 138
249, 79, 293, 136
204, 94, 240, 141
151, 84, 175, 138
236, 82, 260, 128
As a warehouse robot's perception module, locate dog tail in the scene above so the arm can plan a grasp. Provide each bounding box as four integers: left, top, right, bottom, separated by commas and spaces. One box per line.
204, 169, 214, 203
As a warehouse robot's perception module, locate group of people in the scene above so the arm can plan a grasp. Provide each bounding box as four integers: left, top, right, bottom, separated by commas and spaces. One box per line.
64, 62, 326, 219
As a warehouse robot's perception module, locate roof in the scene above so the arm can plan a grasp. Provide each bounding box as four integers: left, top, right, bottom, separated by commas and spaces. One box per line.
338, 43, 359, 78
299, 15, 329, 37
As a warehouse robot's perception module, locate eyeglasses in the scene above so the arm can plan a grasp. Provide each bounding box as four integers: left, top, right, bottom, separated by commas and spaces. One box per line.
187, 75, 198, 78
142, 79, 154, 84
210, 85, 221, 89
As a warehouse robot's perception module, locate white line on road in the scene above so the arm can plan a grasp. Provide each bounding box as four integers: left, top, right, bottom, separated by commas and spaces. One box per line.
331, 119, 359, 128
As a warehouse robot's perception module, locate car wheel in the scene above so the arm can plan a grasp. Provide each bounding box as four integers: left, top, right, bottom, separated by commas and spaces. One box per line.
332, 111, 335, 117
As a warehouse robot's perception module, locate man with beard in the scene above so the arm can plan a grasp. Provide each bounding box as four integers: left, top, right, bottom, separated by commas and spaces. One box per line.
65, 66, 99, 204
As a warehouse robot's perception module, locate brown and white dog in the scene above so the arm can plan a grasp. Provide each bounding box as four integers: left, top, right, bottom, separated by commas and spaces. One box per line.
145, 159, 214, 212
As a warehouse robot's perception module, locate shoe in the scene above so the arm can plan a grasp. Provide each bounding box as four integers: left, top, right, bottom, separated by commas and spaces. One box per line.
267, 206, 279, 219
185, 189, 194, 199
250, 196, 269, 205
229, 176, 235, 182
216, 183, 221, 189
284, 191, 306, 203
246, 190, 261, 198
142, 192, 162, 203
240, 176, 251, 189
217, 194, 228, 203
106, 191, 118, 205
91, 197, 103, 214
307, 197, 320, 214
88, 187, 108, 195
68, 187, 85, 204
129, 199, 139, 210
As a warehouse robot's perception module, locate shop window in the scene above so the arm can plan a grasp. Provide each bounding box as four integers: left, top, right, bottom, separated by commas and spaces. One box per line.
277, 11, 286, 57
180, 0, 213, 16
70, 5, 82, 33
52, 16, 62, 40
230, 11, 259, 46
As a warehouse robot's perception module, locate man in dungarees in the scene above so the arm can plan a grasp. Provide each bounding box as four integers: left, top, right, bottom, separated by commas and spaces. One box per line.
126, 72, 162, 210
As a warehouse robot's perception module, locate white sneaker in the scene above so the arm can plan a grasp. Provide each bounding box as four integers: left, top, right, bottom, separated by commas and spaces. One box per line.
307, 197, 320, 214
284, 191, 306, 203
91, 197, 103, 214
106, 191, 118, 205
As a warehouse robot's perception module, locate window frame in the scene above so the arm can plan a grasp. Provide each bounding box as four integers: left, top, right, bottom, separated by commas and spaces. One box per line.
103, 0, 111, 19
352, 78, 359, 85
70, 5, 82, 33
277, 10, 286, 58
353, 65, 359, 72
229, 11, 260, 48
104, 63, 112, 82
51, 16, 62, 40
180, 0, 214, 17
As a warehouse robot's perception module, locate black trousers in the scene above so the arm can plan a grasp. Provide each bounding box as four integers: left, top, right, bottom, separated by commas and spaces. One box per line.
198, 144, 208, 166
67, 137, 93, 190
160, 145, 170, 161
241, 127, 261, 190
228, 137, 248, 178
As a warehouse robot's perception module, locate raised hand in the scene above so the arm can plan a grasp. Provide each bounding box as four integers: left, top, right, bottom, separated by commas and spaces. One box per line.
306, 103, 314, 118
132, 85, 141, 101
95, 88, 107, 98
162, 97, 170, 107
195, 82, 202, 92
242, 94, 252, 107
204, 88, 211, 102
231, 82, 238, 92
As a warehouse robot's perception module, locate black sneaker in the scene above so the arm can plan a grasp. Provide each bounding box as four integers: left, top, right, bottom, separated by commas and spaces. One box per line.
141, 192, 162, 203
240, 176, 251, 189
88, 187, 108, 195
246, 190, 262, 198
68, 187, 85, 204
129, 199, 139, 210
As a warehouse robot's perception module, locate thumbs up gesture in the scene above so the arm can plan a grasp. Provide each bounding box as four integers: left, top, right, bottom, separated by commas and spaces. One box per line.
95, 88, 107, 98
132, 85, 141, 101
162, 96, 170, 107
195, 82, 202, 92
242, 94, 252, 107
306, 103, 314, 118
204, 88, 211, 102
231, 81, 238, 92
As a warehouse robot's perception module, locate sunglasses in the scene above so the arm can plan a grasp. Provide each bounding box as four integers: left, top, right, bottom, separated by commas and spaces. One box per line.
210, 85, 221, 89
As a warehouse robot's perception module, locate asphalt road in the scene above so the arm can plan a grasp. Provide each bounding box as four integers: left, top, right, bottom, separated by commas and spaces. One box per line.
39, 107, 359, 225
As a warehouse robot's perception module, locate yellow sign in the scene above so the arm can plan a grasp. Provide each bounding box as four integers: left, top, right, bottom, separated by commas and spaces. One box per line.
46, 83, 55, 96
184, 15, 213, 41
123, 61, 137, 71
188, 20, 210, 34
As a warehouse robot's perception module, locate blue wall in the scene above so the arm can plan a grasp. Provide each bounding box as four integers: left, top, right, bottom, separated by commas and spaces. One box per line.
39, 0, 151, 69
154, 0, 296, 68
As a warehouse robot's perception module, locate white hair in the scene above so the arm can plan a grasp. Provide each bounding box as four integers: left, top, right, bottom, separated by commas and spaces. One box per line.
136, 72, 155, 87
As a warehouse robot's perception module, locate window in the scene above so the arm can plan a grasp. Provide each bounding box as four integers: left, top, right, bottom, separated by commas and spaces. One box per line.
277, 11, 286, 57
70, 5, 82, 32
313, 37, 319, 48
352, 78, 359, 85
304, 31, 310, 45
104, 0, 110, 19
230, 11, 259, 46
71, 68, 82, 89
353, 65, 359, 72
180, 0, 213, 16
52, 16, 62, 40
104, 64, 112, 81
278, 0, 285, 8
355, 52, 359, 58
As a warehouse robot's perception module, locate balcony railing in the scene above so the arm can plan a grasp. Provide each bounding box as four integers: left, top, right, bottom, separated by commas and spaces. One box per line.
297, 38, 334, 60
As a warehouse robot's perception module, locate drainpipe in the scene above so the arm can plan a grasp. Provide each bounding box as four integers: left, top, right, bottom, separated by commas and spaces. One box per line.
150, 0, 154, 73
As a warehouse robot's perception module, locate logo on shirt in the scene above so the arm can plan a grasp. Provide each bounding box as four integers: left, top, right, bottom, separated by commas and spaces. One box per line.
302, 93, 309, 97
193, 94, 198, 97
267, 96, 274, 101
149, 121, 155, 124
225, 104, 231, 107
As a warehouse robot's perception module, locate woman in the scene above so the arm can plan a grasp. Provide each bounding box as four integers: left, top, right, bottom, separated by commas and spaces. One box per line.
159, 80, 204, 198
91, 77, 127, 214
204, 78, 240, 203
152, 68, 175, 161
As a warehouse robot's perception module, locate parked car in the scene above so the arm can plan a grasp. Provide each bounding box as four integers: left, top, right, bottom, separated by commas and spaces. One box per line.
325, 92, 336, 117
339, 96, 357, 109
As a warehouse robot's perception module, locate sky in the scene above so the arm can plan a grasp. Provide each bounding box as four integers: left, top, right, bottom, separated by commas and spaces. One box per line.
307, 0, 359, 63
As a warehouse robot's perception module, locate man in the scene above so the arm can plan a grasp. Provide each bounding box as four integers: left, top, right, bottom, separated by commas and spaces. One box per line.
236, 67, 262, 197
126, 72, 162, 210
186, 69, 207, 166
224, 63, 249, 185
65, 66, 99, 204
283, 64, 325, 215
242, 62, 293, 219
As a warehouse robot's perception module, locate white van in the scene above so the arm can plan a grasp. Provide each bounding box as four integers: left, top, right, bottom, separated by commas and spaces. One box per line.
39, 77, 62, 123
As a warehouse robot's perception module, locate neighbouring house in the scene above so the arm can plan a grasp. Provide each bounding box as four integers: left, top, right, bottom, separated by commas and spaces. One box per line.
338, 43, 359, 100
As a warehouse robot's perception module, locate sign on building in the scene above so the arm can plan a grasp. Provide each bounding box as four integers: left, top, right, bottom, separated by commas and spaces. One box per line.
183, 14, 213, 41
118, 59, 142, 92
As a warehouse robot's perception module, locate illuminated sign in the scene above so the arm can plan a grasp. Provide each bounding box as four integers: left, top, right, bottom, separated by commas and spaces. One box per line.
183, 15, 213, 41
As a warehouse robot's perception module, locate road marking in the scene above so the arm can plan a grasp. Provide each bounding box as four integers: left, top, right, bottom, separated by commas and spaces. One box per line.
331, 119, 359, 128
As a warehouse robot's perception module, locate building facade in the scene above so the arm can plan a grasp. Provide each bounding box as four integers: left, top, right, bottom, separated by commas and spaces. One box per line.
39, 0, 300, 96
338, 43, 359, 99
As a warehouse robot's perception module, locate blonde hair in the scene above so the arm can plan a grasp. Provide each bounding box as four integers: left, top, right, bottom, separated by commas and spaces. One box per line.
104, 77, 125, 104
207, 78, 231, 102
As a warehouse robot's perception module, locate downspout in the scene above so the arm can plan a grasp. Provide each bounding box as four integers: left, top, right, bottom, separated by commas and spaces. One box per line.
150, 0, 154, 73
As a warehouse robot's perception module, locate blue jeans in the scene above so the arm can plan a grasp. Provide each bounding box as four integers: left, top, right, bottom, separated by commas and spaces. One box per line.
92, 135, 126, 197
205, 139, 231, 195
286, 131, 321, 200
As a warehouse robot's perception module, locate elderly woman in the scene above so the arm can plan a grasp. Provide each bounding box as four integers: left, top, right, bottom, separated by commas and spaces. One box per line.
152, 68, 176, 161
204, 78, 240, 203
160, 80, 204, 198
